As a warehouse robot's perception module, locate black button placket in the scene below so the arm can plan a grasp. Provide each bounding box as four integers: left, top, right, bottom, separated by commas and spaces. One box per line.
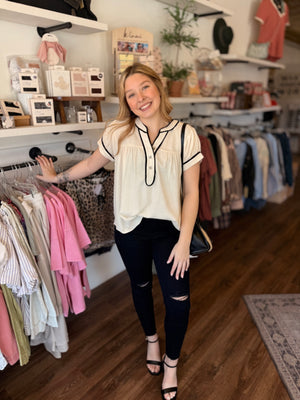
138, 128, 156, 186
136, 119, 179, 186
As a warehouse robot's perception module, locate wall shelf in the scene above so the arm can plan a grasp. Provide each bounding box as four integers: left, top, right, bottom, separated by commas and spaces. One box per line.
105, 95, 228, 105
214, 105, 281, 116
169, 96, 228, 104
220, 54, 285, 70
0, 122, 105, 138
0, 0, 108, 34
156, 0, 233, 18
289, 128, 300, 135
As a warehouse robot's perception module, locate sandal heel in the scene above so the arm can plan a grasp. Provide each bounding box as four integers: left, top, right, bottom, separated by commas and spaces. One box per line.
146, 336, 162, 376
161, 355, 178, 399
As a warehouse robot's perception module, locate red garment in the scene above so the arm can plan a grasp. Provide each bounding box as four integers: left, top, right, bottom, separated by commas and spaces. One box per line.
198, 136, 217, 221
255, 0, 289, 61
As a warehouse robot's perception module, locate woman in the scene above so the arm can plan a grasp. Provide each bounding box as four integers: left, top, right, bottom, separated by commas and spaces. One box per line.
36, 63, 202, 400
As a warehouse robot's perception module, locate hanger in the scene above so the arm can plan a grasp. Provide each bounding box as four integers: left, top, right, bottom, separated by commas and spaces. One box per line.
41, 33, 59, 42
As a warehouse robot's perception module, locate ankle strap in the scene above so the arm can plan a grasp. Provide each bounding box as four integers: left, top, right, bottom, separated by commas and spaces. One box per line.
145, 336, 159, 344
163, 358, 178, 368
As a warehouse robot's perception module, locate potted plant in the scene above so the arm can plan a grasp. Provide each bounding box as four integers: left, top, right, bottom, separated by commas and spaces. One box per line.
161, 0, 199, 97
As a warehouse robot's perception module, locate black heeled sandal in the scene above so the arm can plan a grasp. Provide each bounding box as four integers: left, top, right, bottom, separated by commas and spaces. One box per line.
146, 337, 162, 376
161, 355, 178, 400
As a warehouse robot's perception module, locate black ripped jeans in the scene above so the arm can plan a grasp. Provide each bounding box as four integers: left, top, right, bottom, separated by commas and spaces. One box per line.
115, 218, 190, 360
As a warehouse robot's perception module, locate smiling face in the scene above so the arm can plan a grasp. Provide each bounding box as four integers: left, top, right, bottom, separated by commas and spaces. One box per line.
124, 73, 161, 124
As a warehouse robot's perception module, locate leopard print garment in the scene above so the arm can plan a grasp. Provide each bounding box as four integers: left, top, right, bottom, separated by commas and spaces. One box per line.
59, 169, 114, 253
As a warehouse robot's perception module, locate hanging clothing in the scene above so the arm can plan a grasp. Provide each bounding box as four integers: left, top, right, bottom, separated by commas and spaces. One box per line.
207, 128, 232, 202
21, 192, 62, 317
0, 176, 91, 366
0, 198, 68, 359
0, 287, 19, 367
1, 284, 31, 366
0, 201, 41, 336
263, 132, 284, 196
37, 33, 67, 65
207, 134, 222, 219
206, 128, 232, 229
255, 0, 289, 61
197, 135, 217, 221
235, 140, 255, 201
0, 350, 8, 371
221, 129, 244, 210
243, 136, 264, 200
60, 169, 115, 253
1, 197, 57, 337
43, 186, 91, 317
274, 131, 293, 186
254, 137, 270, 200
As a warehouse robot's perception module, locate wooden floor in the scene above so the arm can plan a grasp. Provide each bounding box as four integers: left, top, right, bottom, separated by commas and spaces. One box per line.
1, 159, 299, 400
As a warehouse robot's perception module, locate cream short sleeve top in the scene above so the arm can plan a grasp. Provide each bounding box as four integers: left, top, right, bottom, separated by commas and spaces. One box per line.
98, 118, 203, 233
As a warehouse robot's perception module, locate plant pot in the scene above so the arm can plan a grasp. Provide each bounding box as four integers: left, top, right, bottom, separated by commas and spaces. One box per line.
168, 80, 184, 97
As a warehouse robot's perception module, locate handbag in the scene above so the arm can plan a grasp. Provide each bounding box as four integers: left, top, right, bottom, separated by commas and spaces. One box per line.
181, 123, 213, 256
246, 42, 270, 59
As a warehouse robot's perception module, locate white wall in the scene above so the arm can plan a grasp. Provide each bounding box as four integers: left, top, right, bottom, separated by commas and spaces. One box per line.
1, 0, 299, 98
1, 0, 299, 289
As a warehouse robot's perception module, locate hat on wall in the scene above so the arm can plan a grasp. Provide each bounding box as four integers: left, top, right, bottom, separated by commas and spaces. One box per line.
213, 18, 234, 54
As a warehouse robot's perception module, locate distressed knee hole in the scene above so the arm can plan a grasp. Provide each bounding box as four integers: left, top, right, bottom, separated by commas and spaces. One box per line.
171, 295, 189, 301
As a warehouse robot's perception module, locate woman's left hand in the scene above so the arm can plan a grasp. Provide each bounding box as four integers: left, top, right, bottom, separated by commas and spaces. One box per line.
167, 242, 190, 280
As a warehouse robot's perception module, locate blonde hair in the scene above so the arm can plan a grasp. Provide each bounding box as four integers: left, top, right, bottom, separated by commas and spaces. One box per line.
110, 63, 173, 149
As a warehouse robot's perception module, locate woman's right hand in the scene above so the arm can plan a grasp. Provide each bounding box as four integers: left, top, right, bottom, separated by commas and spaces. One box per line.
35, 155, 58, 183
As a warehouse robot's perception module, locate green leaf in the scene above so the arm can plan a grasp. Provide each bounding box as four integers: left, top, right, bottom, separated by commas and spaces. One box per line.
160, 0, 199, 81
162, 62, 193, 81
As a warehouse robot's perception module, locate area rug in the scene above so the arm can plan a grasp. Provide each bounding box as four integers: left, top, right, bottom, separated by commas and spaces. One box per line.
243, 294, 300, 400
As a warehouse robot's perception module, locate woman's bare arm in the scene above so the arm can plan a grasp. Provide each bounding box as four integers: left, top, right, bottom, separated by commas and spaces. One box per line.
36, 149, 110, 184
167, 162, 200, 279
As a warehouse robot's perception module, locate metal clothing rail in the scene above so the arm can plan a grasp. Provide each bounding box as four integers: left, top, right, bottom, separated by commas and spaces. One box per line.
1, 147, 57, 172
37, 22, 72, 38
65, 142, 91, 154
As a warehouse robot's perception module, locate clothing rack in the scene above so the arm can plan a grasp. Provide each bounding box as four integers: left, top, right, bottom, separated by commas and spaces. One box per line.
65, 142, 91, 154
189, 112, 213, 118
193, 11, 223, 19
225, 120, 275, 131
37, 22, 72, 38
1, 147, 57, 172
84, 246, 113, 258
52, 130, 83, 135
